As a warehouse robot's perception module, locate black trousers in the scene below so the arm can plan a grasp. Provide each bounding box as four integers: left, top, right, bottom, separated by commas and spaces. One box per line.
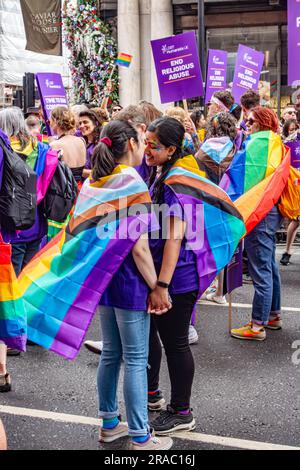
148, 290, 198, 411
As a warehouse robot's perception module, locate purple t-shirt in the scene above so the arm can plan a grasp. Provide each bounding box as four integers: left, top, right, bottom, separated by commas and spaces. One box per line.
149, 185, 198, 294
85, 142, 95, 170
100, 252, 150, 311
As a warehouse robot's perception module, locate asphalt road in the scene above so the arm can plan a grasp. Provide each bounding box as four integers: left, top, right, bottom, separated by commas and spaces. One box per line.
0, 246, 299, 451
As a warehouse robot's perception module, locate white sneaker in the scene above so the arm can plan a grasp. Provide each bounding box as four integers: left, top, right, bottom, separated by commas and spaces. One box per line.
205, 293, 227, 305
84, 340, 103, 355
188, 325, 198, 344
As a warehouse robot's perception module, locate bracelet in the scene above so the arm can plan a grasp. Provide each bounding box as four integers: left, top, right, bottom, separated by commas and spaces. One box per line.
157, 280, 169, 289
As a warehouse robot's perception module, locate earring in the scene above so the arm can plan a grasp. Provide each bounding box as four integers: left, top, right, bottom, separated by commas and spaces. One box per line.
168, 156, 172, 161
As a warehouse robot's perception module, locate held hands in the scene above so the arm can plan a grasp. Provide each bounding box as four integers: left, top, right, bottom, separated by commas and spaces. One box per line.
147, 286, 172, 315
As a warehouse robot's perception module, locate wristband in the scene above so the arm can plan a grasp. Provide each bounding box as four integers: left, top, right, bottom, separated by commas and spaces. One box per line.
157, 280, 169, 289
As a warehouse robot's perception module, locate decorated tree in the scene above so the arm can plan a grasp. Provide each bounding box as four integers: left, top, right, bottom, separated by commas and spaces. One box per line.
63, 0, 118, 105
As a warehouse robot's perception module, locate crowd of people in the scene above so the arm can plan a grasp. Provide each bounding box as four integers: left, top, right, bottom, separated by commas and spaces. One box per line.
0, 87, 299, 451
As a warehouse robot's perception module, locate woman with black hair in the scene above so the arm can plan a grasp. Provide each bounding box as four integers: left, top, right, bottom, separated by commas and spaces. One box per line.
145, 117, 199, 434
78, 109, 103, 176
94, 120, 172, 451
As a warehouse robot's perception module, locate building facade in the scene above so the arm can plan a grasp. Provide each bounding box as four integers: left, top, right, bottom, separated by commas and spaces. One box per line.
101, 0, 296, 113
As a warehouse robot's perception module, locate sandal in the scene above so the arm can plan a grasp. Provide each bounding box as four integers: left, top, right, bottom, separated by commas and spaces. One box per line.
0, 373, 11, 393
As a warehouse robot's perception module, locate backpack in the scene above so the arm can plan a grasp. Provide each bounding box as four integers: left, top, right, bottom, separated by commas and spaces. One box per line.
278, 165, 300, 220
0, 136, 37, 231
43, 158, 78, 222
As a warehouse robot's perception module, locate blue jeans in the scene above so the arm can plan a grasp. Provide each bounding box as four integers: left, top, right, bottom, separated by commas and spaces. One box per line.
97, 306, 150, 436
245, 206, 282, 325
11, 239, 42, 277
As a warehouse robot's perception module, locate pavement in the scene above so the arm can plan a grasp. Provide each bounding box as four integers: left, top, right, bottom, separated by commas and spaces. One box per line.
1, 246, 300, 451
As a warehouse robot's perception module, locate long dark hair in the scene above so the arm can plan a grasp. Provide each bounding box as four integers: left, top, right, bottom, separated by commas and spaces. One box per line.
282, 118, 299, 138
148, 117, 185, 203
91, 119, 139, 180
79, 109, 103, 145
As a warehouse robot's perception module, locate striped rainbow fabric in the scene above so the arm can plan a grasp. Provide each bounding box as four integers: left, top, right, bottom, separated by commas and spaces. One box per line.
116, 52, 133, 68
17, 165, 152, 360
164, 155, 246, 295
220, 130, 290, 233
0, 236, 27, 351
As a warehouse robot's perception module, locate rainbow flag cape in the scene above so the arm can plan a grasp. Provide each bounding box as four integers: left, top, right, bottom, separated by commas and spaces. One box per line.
164, 155, 246, 295
220, 131, 290, 233
17, 166, 152, 360
116, 52, 133, 68
196, 136, 235, 185
0, 235, 27, 351
35, 143, 58, 203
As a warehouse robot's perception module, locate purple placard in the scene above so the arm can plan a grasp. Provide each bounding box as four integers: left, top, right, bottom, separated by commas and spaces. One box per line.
36, 73, 68, 136
151, 32, 204, 104
223, 241, 243, 295
231, 45, 264, 103
288, 0, 300, 86
205, 49, 228, 104
285, 139, 300, 170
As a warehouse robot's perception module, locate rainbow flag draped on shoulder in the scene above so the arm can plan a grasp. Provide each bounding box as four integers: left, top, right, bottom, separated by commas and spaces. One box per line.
220, 131, 290, 233
164, 155, 246, 295
17, 166, 152, 360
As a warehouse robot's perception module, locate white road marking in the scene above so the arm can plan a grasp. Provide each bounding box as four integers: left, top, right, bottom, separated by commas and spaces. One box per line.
0, 405, 299, 450
198, 300, 300, 312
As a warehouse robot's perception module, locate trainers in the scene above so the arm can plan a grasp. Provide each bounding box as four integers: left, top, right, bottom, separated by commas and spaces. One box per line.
0, 373, 11, 393
188, 325, 199, 344
151, 405, 196, 435
84, 340, 103, 355
242, 274, 253, 284
205, 292, 227, 304
148, 390, 166, 411
266, 316, 282, 330
231, 322, 266, 341
7, 348, 21, 357
130, 435, 173, 450
280, 252, 291, 266
99, 421, 128, 443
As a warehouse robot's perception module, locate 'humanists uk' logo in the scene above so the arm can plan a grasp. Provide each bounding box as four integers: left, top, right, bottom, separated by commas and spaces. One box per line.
243, 53, 259, 68
212, 55, 225, 65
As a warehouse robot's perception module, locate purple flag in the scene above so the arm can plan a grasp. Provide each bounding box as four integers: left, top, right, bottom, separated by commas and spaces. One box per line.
288, 0, 300, 86
151, 32, 204, 104
36, 73, 68, 136
285, 139, 300, 171
205, 49, 228, 104
232, 45, 264, 103
223, 241, 243, 295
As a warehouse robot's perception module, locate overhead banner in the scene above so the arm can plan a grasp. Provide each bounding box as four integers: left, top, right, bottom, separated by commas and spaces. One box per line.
151, 32, 204, 104
205, 49, 228, 104
20, 0, 62, 56
36, 73, 68, 136
231, 45, 264, 103
288, 0, 300, 86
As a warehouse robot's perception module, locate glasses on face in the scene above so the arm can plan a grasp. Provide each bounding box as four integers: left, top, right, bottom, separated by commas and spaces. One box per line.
286, 110, 296, 115
112, 107, 121, 113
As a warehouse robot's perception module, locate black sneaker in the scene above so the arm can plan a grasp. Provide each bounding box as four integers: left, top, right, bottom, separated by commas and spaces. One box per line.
7, 348, 21, 357
280, 252, 291, 266
151, 405, 195, 435
148, 390, 166, 411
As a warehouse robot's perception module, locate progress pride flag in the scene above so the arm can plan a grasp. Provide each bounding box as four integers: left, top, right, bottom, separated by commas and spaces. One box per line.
288, 0, 300, 86
205, 49, 228, 104
151, 32, 204, 104
231, 45, 264, 103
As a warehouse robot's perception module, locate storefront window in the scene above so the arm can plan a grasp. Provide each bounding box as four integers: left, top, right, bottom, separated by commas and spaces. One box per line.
206, 25, 296, 114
